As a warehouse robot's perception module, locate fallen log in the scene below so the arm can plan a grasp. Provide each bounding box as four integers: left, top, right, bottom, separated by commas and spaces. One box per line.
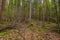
0, 22, 16, 31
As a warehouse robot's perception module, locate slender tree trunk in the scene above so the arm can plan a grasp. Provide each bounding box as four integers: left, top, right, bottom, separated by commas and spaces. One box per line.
29, 0, 32, 23
42, 0, 45, 26
58, 0, 60, 26
45, 0, 50, 21
38, 0, 43, 20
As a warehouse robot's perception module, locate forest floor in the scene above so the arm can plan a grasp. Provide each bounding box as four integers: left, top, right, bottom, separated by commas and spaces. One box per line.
0, 21, 60, 40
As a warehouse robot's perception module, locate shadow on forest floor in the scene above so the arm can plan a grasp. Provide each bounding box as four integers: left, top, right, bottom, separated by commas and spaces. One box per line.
49, 26, 60, 34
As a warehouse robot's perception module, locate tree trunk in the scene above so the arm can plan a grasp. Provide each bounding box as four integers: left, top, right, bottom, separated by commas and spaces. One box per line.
0, 0, 6, 22
29, 0, 32, 23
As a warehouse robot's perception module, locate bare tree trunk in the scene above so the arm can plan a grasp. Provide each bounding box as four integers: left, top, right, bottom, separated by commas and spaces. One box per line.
29, 0, 32, 23
58, 0, 60, 26
16, 0, 21, 22
0, 0, 6, 22
42, 0, 45, 26
38, 0, 43, 21
45, 0, 50, 22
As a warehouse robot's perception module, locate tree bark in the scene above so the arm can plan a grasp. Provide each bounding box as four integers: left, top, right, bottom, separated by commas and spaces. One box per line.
0, 0, 6, 22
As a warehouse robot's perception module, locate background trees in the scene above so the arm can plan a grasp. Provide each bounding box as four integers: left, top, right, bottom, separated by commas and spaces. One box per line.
0, 0, 60, 25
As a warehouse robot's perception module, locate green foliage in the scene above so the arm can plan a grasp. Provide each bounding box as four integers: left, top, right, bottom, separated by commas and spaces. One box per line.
4, 0, 9, 17
0, 29, 9, 36
0, 23, 6, 27
37, 4, 42, 8
0, 24, 3, 27
27, 24, 33, 30
4, 35, 10, 40
41, 25, 47, 29
0, 31, 6, 36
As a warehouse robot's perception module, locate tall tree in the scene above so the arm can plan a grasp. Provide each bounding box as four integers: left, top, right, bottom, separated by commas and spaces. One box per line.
16, 0, 21, 22
51, 0, 57, 23
29, 0, 32, 23
38, 0, 43, 20
58, 0, 60, 26
0, 0, 6, 22
44, 0, 50, 21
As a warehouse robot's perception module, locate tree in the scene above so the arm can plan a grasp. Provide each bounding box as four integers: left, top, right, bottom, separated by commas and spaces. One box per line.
0, 0, 6, 22
29, 0, 32, 23
16, 0, 21, 22
58, 0, 60, 26
38, 0, 43, 20
44, 0, 50, 21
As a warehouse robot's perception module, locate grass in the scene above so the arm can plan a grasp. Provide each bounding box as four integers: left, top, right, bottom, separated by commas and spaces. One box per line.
0, 31, 7, 36
0, 23, 7, 36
